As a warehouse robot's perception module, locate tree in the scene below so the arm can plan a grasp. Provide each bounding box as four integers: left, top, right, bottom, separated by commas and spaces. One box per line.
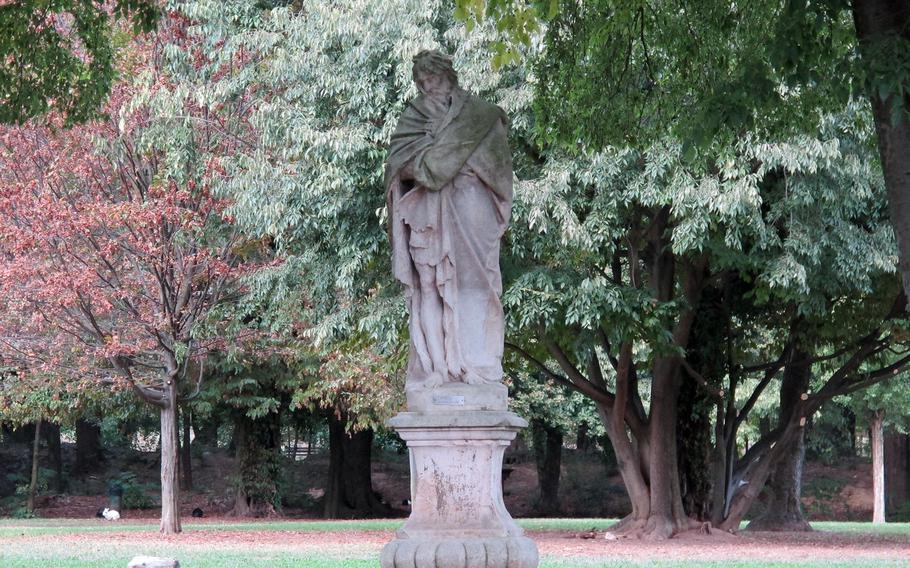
852, 1, 910, 306
872, 408, 886, 524
501, 98, 910, 536
847, 378, 910, 522
457, 0, 910, 310
179, 0, 910, 535
0, 0, 158, 124
0, 13, 264, 532
508, 371, 602, 515
303, 349, 402, 518
213, 356, 299, 517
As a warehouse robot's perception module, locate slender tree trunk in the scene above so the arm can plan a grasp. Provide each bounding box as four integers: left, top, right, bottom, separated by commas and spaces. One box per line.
292, 427, 300, 460
872, 410, 886, 524
27, 419, 42, 513
74, 419, 103, 473
43, 423, 63, 494
597, 403, 650, 530
531, 419, 563, 515
853, 0, 910, 300
709, 408, 729, 527
324, 414, 388, 519
747, 349, 812, 531
884, 428, 910, 518
181, 409, 193, 491
231, 416, 252, 516
160, 382, 182, 534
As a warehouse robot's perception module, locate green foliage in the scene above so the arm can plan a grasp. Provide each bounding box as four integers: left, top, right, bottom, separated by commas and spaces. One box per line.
0, 0, 159, 125
805, 475, 844, 502
456, 1, 910, 153
172, 0, 534, 429
889, 500, 910, 523
508, 370, 603, 440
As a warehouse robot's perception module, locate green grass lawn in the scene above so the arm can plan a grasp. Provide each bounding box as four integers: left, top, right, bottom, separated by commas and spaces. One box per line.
0, 518, 907, 568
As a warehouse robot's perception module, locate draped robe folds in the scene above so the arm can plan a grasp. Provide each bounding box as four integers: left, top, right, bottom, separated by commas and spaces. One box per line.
385, 87, 513, 388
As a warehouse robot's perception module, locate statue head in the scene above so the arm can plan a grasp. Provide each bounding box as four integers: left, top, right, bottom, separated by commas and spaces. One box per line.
412, 50, 458, 100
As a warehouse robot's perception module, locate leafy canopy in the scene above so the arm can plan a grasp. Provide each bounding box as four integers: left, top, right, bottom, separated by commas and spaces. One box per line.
0, 0, 159, 125
455, 0, 910, 155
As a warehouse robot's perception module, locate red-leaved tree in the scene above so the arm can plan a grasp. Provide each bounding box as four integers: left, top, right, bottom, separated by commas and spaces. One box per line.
0, 16, 260, 533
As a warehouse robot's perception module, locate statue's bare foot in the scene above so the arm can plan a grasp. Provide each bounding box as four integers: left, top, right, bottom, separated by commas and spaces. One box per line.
463, 370, 486, 385
424, 371, 445, 388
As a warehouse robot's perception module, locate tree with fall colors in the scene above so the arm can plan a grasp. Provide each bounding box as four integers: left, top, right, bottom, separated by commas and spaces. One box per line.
0, 13, 262, 533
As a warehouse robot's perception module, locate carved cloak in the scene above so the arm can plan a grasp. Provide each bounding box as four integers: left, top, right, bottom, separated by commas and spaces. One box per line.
385, 87, 513, 387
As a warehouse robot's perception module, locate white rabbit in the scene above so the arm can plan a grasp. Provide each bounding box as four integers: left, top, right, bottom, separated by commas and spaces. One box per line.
102, 508, 121, 521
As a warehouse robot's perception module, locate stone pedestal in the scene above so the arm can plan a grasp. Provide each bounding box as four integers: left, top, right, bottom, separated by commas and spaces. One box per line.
380, 410, 539, 568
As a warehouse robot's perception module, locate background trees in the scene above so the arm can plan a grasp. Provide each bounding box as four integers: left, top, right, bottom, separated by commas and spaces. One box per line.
1, 0, 909, 536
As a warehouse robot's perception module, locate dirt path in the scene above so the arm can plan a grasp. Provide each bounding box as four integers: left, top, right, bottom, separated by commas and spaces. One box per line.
3, 527, 908, 562
534, 530, 910, 561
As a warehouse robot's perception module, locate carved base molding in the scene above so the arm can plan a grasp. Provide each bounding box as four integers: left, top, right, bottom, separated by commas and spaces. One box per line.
381, 536, 539, 568
380, 411, 539, 568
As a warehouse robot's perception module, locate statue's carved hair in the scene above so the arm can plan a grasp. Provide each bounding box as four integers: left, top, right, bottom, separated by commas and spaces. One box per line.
412, 50, 458, 85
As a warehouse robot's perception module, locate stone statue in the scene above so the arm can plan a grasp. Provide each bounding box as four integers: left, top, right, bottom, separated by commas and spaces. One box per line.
381, 51, 538, 568
385, 50, 513, 392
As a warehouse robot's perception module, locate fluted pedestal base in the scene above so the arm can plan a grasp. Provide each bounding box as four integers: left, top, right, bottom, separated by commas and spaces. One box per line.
380, 411, 539, 568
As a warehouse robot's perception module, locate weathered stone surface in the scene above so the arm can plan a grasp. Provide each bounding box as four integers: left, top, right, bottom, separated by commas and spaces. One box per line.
406, 381, 508, 413
381, 411, 538, 567
386, 50, 513, 391
388, 410, 527, 432
127, 556, 179, 568
381, 51, 537, 568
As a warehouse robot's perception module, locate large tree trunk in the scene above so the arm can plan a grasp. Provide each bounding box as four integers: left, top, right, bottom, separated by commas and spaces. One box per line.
681, 282, 727, 525
885, 428, 910, 518
531, 419, 563, 515
181, 409, 193, 491
643, 360, 689, 539
74, 419, 103, 473
324, 414, 388, 519
746, 428, 811, 531
43, 422, 64, 494
26, 419, 41, 513
598, 402, 651, 531
159, 383, 181, 535
747, 350, 812, 532
853, 0, 910, 300
871, 410, 886, 524
600, 259, 704, 539
231, 410, 282, 517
